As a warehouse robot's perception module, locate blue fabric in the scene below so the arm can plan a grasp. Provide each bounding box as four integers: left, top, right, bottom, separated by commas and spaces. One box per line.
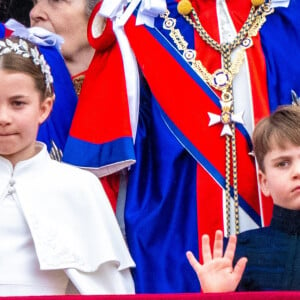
37, 45, 77, 154
260, 0, 300, 109
234, 205, 300, 291
63, 136, 135, 167
125, 76, 200, 292
160, 107, 261, 226
124, 1, 300, 294
0, 23, 5, 37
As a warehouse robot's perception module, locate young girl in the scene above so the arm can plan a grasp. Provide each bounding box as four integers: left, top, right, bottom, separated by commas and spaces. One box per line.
0, 36, 135, 295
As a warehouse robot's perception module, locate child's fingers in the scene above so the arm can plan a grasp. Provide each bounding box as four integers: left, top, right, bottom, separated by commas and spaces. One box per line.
213, 230, 224, 258
202, 234, 212, 262
186, 251, 201, 273
223, 234, 237, 261
233, 257, 247, 281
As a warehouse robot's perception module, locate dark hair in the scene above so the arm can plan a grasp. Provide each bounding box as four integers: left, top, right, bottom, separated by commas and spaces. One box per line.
0, 0, 33, 26
86, 0, 101, 16
0, 37, 54, 99
252, 105, 300, 172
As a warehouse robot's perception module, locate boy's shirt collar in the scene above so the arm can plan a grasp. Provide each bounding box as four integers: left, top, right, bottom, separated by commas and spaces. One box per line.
271, 204, 300, 235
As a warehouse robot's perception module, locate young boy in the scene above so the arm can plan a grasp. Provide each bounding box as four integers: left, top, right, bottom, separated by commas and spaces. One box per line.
0, 36, 135, 295
187, 104, 300, 292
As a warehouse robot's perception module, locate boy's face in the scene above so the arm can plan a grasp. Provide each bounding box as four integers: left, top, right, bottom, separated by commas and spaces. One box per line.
0, 70, 52, 166
259, 141, 300, 210
30, 0, 89, 62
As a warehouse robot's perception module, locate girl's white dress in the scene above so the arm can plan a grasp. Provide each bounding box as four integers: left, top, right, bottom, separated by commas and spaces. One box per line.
0, 142, 135, 295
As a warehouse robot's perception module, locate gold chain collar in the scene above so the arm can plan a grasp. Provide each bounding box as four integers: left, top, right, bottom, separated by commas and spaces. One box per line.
160, 1, 274, 235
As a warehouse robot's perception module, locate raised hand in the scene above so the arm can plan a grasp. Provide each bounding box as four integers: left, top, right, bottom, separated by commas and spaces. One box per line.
186, 230, 247, 292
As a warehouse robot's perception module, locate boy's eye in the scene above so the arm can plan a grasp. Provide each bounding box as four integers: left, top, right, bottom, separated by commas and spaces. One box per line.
276, 161, 289, 168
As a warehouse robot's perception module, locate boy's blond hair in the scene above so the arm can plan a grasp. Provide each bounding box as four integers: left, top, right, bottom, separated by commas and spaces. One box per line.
252, 105, 300, 172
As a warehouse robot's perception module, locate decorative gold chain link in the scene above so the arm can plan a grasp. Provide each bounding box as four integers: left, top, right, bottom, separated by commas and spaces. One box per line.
160, 2, 274, 235
187, 5, 255, 52
225, 134, 231, 234
186, 4, 271, 53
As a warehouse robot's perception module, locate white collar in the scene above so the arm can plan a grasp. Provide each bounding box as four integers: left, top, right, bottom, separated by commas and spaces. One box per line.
0, 142, 48, 175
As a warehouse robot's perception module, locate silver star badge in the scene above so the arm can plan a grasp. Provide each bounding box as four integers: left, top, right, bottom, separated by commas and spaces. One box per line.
208, 93, 244, 136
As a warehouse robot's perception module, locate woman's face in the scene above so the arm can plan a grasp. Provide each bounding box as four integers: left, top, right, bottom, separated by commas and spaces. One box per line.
30, 0, 89, 62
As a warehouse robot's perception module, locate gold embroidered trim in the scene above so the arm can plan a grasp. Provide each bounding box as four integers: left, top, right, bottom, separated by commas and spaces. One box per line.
72, 74, 85, 98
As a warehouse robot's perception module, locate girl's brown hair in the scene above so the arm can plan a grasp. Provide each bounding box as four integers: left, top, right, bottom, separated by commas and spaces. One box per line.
0, 37, 54, 99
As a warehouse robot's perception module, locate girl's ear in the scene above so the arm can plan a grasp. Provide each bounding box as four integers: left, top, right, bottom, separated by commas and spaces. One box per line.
38, 95, 54, 124
258, 170, 270, 197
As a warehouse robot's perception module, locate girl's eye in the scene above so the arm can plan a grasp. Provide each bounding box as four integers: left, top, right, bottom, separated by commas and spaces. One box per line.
12, 101, 26, 108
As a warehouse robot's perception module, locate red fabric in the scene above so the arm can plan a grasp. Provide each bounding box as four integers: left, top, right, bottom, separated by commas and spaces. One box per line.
192, 0, 273, 230
68, 2, 130, 208
69, 2, 132, 144
5, 28, 13, 36
124, 9, 264, 245
1, 292, 300, 299
193, 1, 273, 246
197, 165, 223, 262
100, 173, 120, 212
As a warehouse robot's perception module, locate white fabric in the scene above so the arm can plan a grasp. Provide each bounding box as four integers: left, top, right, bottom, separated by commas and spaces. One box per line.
99, 0, 128, 19
5, 19, 64, 50
0, 190, 69, 295
65, 262, 134, 294
0, 143, 135, 295
115, 0, 140, 26
93, 1, 141, 142
99, 0, 166, 27
270, 0, 290, 8
112, 22, 140, 142
135, 0, 167, 27
216, 1, 259, 234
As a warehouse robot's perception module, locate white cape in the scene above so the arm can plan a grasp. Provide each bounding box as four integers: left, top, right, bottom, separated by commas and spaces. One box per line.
0, 143, 135, 294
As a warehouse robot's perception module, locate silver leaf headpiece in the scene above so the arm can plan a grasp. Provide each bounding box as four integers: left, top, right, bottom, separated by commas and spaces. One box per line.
291, 90, 300, 106
0, 38, 53, 92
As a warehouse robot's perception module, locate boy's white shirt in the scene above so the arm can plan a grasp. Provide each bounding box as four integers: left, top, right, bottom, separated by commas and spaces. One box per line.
0, 142, 135, 294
